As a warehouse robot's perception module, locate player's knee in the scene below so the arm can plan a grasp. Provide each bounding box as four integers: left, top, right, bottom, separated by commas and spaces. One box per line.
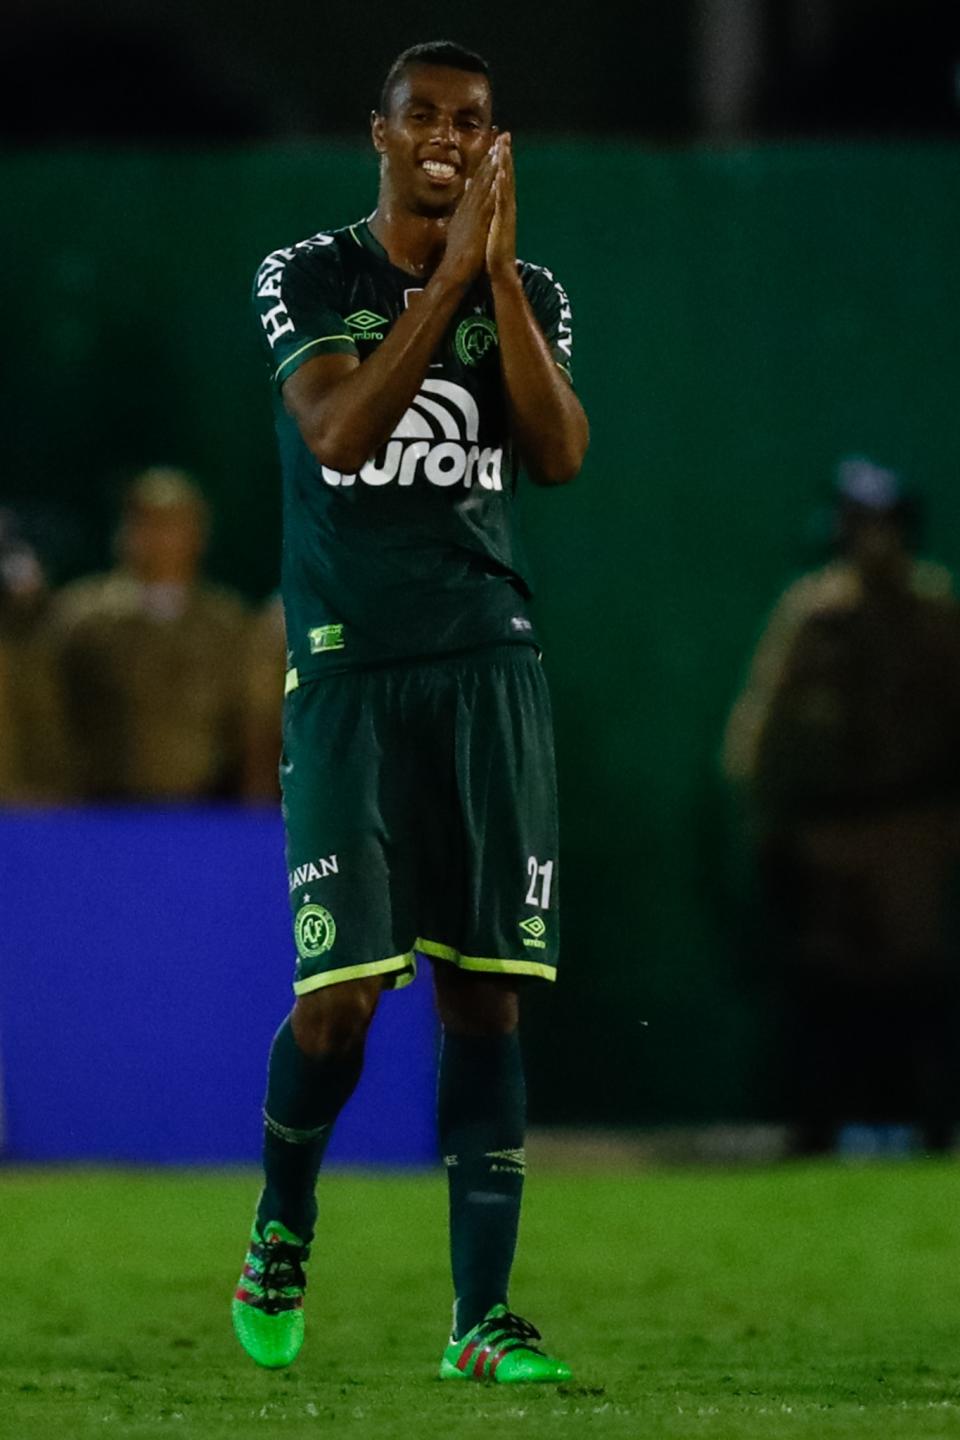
291, 978, 382, 1059
433, 963, 519, 1036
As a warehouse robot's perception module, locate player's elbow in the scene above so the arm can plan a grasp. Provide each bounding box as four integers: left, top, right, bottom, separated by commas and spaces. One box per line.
528, 431, 588, 486
302, 421, 371, 476
309, 442, 371, 475
529, 463, 577, 487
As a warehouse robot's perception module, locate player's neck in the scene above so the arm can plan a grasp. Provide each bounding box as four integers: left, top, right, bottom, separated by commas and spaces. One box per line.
368, 203, 450, 279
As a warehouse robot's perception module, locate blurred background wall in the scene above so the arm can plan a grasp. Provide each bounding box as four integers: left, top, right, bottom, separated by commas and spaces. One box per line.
3, 0, 959, 144
3, 0, 960, 1147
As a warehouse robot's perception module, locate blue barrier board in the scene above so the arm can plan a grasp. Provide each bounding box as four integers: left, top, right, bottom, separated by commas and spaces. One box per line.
0, 809, 438, 1165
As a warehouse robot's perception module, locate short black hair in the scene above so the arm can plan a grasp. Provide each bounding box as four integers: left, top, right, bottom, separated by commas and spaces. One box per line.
378, 41, 491, 117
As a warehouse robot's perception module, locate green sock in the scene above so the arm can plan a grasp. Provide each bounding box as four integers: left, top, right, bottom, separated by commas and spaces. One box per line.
437, 1029, 527, 1339
256, 1018, 362, 1243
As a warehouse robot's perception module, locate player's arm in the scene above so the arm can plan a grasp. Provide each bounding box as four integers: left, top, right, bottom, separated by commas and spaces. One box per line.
282, 153, 498, 475
486, 136, 589, 487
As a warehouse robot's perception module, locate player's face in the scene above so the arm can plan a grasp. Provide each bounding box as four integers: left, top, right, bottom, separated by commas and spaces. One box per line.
373, 65, 495, 215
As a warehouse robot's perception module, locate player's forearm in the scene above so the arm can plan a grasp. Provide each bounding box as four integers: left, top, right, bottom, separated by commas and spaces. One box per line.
491, 272, 589, 486
304, 269, 472, 474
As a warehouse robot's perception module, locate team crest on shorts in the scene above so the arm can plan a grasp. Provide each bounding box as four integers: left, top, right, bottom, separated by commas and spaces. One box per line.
294, 903, 337, 959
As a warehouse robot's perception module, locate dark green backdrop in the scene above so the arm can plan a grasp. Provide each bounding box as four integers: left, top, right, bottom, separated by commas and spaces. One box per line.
6, 143, 960, 1122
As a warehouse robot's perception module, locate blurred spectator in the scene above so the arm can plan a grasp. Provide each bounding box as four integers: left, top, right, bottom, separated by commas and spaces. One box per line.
724, 458, 960, 1155
0, 509, 71, 802
241, 591, 285, 803
0, 640, 16, 796
53, 467, 249, 801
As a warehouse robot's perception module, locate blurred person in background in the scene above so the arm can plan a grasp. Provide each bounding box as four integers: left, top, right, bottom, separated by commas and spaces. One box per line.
0, 509, 71, 802
724, 458, 960, 1156
242, 590, 285, 803
53, 467, 249, 801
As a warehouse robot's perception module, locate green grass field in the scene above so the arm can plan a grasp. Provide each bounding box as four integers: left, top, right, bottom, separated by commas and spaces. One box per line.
4, 1161, 960, 1438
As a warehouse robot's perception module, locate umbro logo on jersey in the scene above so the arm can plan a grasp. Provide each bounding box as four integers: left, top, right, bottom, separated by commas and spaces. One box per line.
345, 309, 388, 339
320, 380, 504, 492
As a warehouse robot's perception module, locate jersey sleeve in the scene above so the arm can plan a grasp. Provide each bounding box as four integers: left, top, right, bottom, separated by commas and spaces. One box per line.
520, 263, 574, 382
252, 237, 359, 389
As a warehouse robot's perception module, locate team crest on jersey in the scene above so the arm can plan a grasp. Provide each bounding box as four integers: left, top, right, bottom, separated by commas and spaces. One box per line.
455, 315, 498, 367
320, 379, 503, 491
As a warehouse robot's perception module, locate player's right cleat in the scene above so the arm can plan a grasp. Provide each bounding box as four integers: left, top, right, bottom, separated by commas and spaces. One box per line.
231, 1220, 309, 1368
439, 1304, 572, 1383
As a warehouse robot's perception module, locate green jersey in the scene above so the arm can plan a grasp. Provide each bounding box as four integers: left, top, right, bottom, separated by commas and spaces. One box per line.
252, 219, 574, 682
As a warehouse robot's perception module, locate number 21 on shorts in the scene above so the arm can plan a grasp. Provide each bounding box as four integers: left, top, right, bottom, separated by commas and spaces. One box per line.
525, 855, 554, 909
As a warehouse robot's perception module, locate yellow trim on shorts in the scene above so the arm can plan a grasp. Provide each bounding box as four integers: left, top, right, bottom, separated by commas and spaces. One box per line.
416, 937, 556, 983
285, 667, 299, 695
293, 952, 416, 995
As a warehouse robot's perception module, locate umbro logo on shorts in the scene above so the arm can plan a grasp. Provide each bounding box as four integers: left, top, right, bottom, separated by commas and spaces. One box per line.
519, 915, 548, 950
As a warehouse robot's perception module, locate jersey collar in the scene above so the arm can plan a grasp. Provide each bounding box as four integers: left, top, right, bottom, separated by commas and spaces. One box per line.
347, 217, 385, 260
348, 217, 494, 307
348, 217, 441, 284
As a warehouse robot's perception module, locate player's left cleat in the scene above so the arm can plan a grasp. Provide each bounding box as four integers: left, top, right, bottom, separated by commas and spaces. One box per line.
439, 1304, 572, 1383
231, 1220, 309, 1368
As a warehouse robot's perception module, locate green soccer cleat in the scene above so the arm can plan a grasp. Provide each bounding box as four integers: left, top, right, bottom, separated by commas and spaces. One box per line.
439, 1304, 572, 1384
231, 1220, 309, 1368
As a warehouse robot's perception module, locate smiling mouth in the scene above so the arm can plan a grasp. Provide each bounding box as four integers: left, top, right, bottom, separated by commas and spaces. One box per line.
420, 159, 459, 183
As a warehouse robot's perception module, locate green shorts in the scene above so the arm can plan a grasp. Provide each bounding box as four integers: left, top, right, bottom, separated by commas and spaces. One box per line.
281, 643, 559, 994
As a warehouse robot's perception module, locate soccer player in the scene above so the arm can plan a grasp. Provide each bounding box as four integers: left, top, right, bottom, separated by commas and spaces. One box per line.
233, 39, 589, 1383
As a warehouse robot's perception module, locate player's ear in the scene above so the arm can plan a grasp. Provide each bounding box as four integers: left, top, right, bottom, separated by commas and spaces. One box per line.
371, 110, 386, 154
